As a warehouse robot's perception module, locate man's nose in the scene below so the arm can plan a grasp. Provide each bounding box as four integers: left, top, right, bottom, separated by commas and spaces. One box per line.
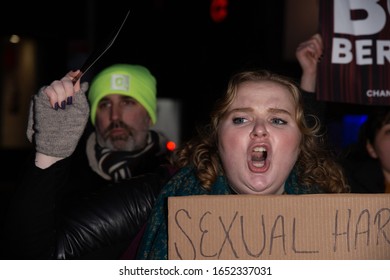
110, 104, 121, 120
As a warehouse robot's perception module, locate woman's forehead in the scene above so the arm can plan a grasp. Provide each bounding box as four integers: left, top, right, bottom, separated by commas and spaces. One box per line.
233, 81, 295, 106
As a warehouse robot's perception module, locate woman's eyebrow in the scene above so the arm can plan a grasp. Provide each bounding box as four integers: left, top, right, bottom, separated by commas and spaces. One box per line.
228, 107, 253, 114
268, 107, 292, 116
226, 107, 293, 116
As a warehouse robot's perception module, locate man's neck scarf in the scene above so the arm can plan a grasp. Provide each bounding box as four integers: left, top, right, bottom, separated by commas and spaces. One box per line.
86, 130, 166, 182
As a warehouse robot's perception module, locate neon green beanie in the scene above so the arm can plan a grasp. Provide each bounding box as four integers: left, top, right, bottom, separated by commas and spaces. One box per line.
88, 64, 157, 125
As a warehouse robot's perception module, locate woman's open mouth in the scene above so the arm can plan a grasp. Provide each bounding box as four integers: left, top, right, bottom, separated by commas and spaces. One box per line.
251, 146, 267, 168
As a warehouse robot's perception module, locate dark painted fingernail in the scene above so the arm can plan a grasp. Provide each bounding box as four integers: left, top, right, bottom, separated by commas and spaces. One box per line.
54, 102, 59, 110
67, 96, 73, 105
60, 100, 66, 110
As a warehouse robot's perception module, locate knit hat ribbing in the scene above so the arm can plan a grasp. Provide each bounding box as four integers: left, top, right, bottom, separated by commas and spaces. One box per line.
88, 64, 157, 125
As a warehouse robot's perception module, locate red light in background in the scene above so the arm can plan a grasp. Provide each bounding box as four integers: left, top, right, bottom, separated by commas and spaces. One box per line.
210, 0, 229, 23
166, 141, 176, 151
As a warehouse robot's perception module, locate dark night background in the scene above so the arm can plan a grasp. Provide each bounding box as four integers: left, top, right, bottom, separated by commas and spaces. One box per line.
1, 0, 295, 138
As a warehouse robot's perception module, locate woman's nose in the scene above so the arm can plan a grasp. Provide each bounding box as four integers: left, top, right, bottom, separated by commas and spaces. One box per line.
250, 121, 267, 138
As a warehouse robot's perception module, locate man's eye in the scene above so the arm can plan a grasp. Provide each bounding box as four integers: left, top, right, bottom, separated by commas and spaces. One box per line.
233, 117, 246, 124
98, 102, 111, 109
122, 99, 136, 106
271, 118, 287, 125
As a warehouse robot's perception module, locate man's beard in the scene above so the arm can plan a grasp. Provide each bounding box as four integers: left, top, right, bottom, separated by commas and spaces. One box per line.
97, 121, 136, 151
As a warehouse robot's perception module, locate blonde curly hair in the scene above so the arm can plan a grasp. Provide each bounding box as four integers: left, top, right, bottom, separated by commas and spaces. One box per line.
173, 69, 349, 193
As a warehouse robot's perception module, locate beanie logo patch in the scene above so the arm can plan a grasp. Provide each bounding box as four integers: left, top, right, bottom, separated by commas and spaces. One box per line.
111, 74, 129, 91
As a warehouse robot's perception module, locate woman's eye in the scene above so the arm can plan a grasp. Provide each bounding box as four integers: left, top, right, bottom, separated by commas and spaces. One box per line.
233, 117, 247, 124
271, 118, 287, 125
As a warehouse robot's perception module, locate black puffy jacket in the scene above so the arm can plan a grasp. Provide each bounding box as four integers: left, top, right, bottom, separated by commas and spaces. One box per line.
1, 145, 173, 260
55, 172, 165, 259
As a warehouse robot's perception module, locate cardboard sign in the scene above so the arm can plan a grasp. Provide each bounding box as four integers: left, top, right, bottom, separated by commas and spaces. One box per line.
318, 0, 390, 105
168, 194, 390, 260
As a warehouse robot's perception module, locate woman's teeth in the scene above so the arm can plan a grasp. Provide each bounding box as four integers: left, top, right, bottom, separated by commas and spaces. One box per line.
252, 147, 267, 167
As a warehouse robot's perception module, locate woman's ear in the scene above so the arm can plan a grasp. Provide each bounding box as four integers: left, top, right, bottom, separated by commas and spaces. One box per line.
366, 140, 378, 159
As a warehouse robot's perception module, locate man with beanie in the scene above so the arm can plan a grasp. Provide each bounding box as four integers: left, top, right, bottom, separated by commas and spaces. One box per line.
1, 64, 176, 259
86, 64, 169, 182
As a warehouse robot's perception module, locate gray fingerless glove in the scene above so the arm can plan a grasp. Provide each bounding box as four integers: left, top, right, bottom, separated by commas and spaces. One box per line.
26, 82, 90, 158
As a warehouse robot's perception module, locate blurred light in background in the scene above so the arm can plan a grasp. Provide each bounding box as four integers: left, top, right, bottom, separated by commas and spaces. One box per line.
9, 34, 20, 44
342, 114, 368, 148
153, 97, 182, 148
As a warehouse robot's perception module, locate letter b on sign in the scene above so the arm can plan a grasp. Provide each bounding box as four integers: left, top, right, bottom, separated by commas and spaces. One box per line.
334, 0, 389, 35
